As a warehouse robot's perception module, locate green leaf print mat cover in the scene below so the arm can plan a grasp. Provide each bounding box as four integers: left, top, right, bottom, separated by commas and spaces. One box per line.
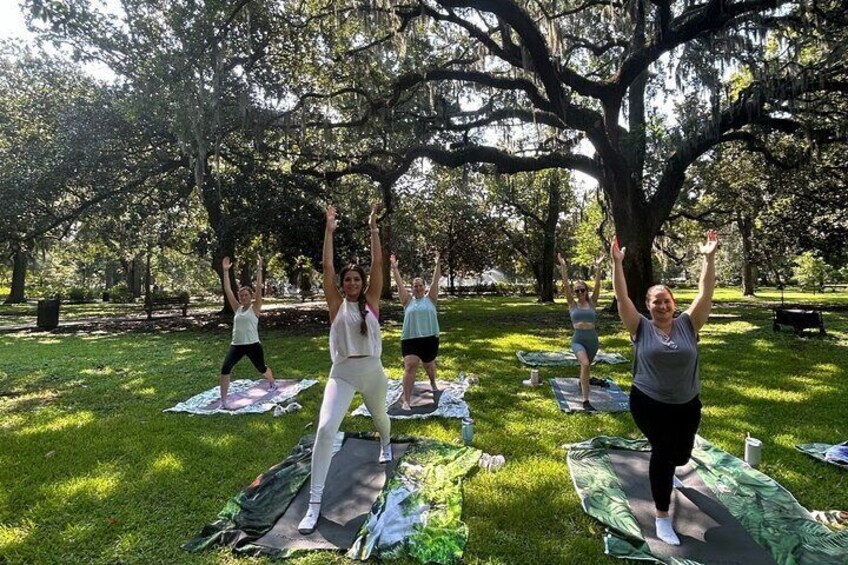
567, 436, 848, 564
184, 432, 480, 563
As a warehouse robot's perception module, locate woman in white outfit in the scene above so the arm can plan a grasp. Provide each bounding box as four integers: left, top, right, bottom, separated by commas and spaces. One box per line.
298, 202, 392, 535
219, 256, 275, 409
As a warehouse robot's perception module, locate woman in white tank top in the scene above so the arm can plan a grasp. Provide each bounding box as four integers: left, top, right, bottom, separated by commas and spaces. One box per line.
218, 256, 275, 409
298, 202, 392, 535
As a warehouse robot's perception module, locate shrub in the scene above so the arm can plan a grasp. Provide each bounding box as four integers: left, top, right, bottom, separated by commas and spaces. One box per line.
67, 287, 95, 302
109, 283, 135, 303
793, 252, 829, 291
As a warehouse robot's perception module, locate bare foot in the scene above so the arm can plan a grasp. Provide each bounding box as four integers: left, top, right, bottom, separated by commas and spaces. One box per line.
401, 400, 411, 411
266, 378, 276, 390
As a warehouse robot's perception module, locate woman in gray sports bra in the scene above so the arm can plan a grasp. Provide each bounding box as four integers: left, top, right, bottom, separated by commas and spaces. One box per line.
611, 230, 718, 547
557, 252, 604, 411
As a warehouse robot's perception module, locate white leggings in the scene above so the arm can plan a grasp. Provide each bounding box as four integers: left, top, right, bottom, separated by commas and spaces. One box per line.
308, 356, 390, 502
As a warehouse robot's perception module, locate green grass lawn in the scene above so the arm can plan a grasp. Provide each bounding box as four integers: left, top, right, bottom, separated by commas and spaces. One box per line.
1, 293, 847, 564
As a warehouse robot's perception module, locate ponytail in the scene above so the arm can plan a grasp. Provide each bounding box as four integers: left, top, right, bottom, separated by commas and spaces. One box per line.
357, 292, 368, 335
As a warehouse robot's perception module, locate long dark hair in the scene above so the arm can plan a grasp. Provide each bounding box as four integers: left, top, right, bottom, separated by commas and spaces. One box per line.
339, 264, 369, 335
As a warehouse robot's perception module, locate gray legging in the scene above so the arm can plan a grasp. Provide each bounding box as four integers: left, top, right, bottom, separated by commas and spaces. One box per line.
308, 356, 390, 503
571, 328, 599, 362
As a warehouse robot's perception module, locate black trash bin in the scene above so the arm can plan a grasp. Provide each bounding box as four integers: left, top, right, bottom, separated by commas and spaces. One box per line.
37, 299, 60, 330
102, 291, 110, 302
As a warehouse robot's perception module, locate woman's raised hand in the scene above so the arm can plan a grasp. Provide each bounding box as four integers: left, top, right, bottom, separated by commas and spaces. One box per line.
611, 236, 626, 263
594, 253, 606, 267
699, 229, 719, 256
369, 201, 379, 230
556, 252, 567, 267
326, 206, 337, 233
222, 256, 232, 271
433, 250, 440, 262
390, 253, 398, 268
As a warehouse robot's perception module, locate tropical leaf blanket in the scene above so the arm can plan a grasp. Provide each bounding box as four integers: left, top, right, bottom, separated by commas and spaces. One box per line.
796, 442, 848, 469
184, 432, 480, 563
567, 435, 848, 564
516, 350, 628, 367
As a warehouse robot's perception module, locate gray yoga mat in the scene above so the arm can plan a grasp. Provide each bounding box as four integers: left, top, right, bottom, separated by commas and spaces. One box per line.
387, 386, 443, 416
607, 449, 777, 564
251, 438, 409, 552
549, 378, 630, 412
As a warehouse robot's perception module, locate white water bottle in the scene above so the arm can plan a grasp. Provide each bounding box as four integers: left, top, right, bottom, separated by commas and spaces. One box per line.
744, 434, 762, 467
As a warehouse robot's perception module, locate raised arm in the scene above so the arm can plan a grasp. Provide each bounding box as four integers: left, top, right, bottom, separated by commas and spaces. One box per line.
365, 201, 383, 309
391, 254, 411, 306
611, 237, 642, 336
252, 256, 263, 314
323, 206, 342, 318
685, 229, 718, 332
429, 251, 441, 302
221, 257, 239, 313
590, 254, 604, 307
557, 252, 574, 306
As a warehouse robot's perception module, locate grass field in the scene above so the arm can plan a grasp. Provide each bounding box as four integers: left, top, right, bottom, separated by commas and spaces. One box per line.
1, 291, 847, 564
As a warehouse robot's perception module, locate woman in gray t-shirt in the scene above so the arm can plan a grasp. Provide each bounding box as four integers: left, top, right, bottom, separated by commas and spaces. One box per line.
611, 230, 718, 546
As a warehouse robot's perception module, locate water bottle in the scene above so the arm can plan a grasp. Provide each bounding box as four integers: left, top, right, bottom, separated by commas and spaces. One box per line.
744, 435, 762, 467
461, 417, 474, 446
530, 369, 540, 386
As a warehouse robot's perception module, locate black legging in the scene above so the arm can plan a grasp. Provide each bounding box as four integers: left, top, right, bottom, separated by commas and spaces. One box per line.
629, 385, 702, 512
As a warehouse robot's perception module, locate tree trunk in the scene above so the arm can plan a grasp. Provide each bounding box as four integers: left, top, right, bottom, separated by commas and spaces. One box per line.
738, 213, 756, 296
537, 177, 560, 303
124, 254, 144, 297
613, 213, 655, 308
5, 246, 28, 304
104, 261, 116, 290
381, 217, 393, 300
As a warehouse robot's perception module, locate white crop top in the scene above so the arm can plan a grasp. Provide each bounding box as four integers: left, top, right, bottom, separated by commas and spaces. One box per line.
329, 299, 382, 362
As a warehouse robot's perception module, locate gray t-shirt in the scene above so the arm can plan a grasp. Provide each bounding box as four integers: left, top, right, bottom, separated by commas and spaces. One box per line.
631, 312, 700, 404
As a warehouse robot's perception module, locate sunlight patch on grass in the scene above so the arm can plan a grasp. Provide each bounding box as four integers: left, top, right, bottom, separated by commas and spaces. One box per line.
150, 452, 184, 474
52, 466, 122, 501
36, 338, 62, 345
0, 520, 32, 551
20, 410, 95, 435
729, 384, 811, 403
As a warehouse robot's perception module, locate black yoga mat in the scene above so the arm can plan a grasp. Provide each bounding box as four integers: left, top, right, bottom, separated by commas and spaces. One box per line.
387, 386, 443, 416
607, 448, 776, 564
252, 438, 410, 552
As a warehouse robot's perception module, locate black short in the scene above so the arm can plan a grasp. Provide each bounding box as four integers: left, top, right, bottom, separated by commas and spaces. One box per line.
401, 336, 439, 363
221, 342, 268, 375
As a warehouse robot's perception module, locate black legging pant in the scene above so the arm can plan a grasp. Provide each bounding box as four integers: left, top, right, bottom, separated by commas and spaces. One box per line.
629, 385, 702, 512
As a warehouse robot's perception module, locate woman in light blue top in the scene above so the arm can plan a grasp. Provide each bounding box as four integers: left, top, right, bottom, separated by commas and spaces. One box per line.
390, 251, 441, 410
219, 256, 275, 408
557, 252, 604, 411
612, 230, 718, 546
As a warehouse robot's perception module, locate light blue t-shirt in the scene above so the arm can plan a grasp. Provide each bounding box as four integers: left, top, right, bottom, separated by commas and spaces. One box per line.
631, 313, 700, 404
401, 296, 440, 340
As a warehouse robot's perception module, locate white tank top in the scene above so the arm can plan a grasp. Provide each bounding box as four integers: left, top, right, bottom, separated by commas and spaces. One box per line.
329, 299, 381, 362
232, 306, 260, 345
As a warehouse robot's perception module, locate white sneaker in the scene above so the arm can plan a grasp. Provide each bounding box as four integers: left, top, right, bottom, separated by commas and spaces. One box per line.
379, 444, 393, 463
297, 502, 321, 535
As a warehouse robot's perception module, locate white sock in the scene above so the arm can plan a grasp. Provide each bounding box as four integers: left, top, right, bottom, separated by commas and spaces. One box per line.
673, 475, 684, 489
655, 517, 680, 545
298, 502, 321, 534
379, 443, 393, 463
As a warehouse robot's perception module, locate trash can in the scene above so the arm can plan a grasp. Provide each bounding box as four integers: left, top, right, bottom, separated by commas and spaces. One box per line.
37, 299, 60, 330
102, 291, 110, 302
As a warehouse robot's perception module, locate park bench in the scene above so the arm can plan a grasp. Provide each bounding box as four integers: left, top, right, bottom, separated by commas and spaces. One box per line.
144, 296, 189, 320
773, 307, 825, 336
